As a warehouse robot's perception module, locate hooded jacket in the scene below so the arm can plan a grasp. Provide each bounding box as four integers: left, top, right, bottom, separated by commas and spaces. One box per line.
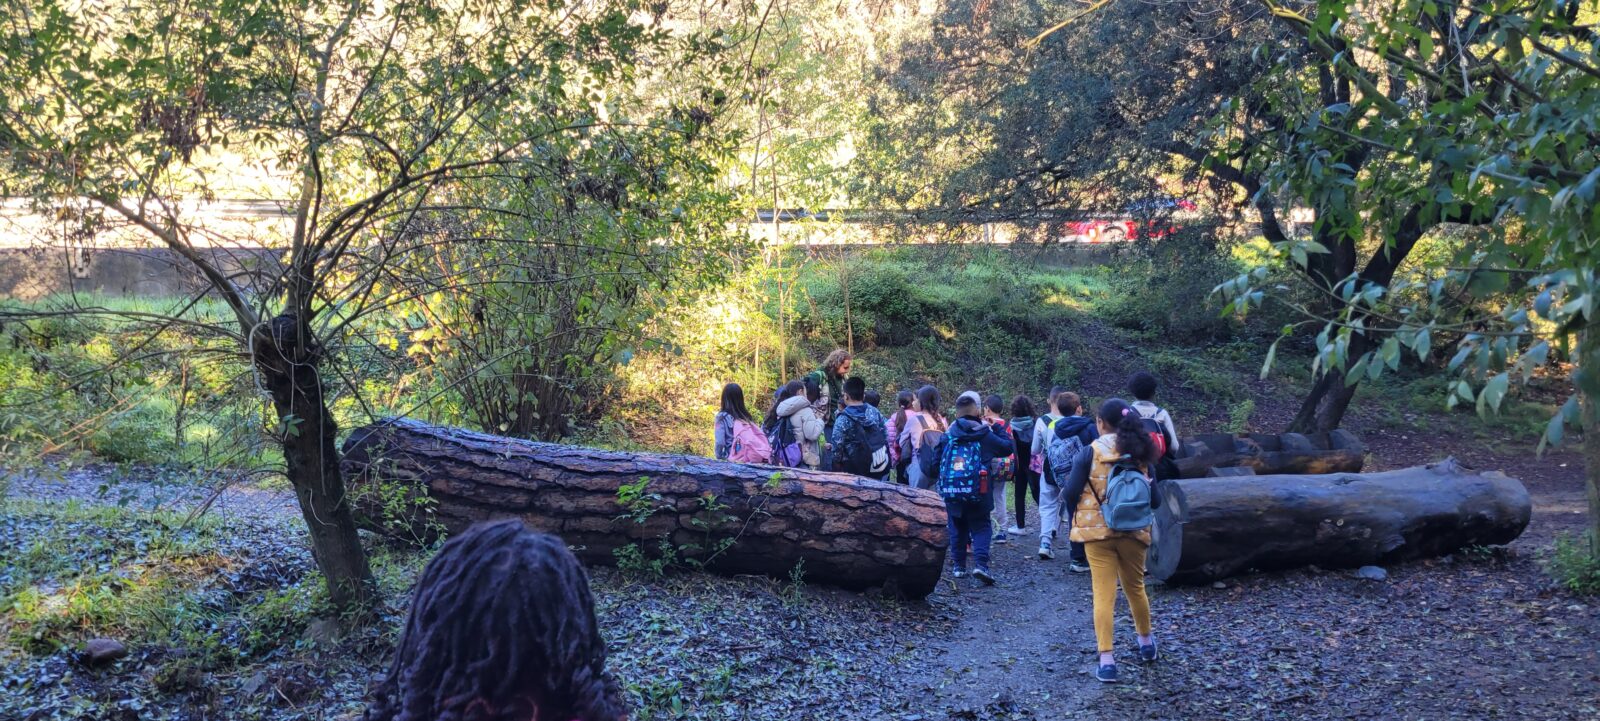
1009, 416, 1037, 450
777, 395, 825, 469
1042, 414, 1099, 484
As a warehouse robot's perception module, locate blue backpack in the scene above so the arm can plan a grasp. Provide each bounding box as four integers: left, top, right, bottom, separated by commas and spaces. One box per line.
1095, 461, 1154, 531
937, 436, 987, 502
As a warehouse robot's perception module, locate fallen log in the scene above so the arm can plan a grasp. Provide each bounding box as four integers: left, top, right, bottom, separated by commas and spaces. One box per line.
1158, 458, 1531, 584
1174, 430, 1365, 479
339, 418, 950, 598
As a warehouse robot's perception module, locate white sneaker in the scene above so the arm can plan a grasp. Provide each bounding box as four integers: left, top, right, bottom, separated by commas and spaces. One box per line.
1007, 525, 1026, 535
1038, 546, 1055, 560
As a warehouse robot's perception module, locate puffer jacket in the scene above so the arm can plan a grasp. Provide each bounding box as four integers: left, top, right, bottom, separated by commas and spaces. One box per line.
1066, 435, 1153, 546
777, 395, 825, 469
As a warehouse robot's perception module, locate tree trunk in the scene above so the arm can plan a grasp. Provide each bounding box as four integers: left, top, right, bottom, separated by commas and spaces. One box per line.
1582, 322, 1600, 558
1288, 332, 1370, 433
339, 418, 951, 598
1175, 431, 1365, 479
1158, 458, 1531, 584
253, 314, 376, 613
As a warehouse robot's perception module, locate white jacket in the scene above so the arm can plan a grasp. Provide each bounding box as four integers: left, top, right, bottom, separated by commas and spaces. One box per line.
777, 395, 825, 468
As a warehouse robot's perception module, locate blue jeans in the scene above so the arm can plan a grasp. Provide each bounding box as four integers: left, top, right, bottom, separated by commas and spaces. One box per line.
946, 497, 993, 572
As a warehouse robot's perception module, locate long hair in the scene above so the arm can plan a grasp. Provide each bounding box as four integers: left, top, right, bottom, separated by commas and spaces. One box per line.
764, 380, 804, 429
914, 385, 945, 431
720, 382, 753, 423
364, 520, 623, 721
822, 349, 852, 377
892, 390, 914, 431
1098, 398, 1155, 466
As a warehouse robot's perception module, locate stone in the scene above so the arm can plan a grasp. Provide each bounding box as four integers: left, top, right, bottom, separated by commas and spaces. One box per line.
1355, 565, 1388, 581
241, 671, 271, 697
301, 618, 343, 649
1211, 581, 1227, 589
83, 638, 128, 665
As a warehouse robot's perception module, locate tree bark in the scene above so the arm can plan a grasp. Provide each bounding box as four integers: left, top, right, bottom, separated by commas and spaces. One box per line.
1176, 431, 1365, 478
1288, 332, 1371, 433
1158, 458, 1531, 584
1582, 321, 1600, 558
339, 418, 951, 598
253, 314, 376, 613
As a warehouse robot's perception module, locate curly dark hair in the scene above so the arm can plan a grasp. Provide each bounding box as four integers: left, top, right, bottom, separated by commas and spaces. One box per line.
364, 520, 624, 721
1099, 398, 1156, 466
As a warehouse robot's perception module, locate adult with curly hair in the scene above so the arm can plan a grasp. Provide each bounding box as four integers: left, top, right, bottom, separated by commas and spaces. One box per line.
364, 519, 626, 721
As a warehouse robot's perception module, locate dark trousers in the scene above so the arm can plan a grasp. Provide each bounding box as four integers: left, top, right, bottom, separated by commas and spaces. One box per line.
946, 497, 993, 572
1012, 460, 1040, 528
894, 457, 912, 485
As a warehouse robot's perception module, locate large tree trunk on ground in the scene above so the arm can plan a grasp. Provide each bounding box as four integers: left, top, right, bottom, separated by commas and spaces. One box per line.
339, 418, 950, 598
1157, 458, 1531, 584
1175, 431, 1365, 479
254, 315, 376, 613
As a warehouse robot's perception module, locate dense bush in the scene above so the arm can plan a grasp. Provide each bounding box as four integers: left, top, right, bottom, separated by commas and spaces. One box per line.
1098, 228, 1244, 342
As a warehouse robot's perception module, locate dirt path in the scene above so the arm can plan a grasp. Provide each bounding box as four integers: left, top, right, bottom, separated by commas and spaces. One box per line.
915, 505, 1108, 719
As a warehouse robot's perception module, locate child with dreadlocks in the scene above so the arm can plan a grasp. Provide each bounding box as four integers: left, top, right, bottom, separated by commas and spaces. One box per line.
364, 519, 626, 721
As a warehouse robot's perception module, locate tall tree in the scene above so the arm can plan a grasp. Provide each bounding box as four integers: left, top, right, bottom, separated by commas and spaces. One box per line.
0, 0, 738, 612
1219, 0, 1600, 558
863, 0, 1504, 431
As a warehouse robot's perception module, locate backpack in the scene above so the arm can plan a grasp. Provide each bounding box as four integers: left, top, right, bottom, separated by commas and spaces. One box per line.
767, 415, 804, 468
1029, 414, 1058, 475
839, 413, 890, 476
986, 419, 1015, 484
937, 434, 987, 501
1135, 407, 1181, 480
1093, 461, 1155, 532
728, 418, 772, 464
1138, 417, 1171, 460
1044, 424, 1087, 487
916, 427, 947, 480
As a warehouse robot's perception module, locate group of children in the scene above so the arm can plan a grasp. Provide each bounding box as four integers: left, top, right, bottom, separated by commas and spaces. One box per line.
356, 366, 1177, 721
714, 361, 1180, 682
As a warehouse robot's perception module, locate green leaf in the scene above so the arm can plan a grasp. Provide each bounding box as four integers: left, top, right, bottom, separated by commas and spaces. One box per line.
1380, 337, 1401, 370
1478, 373, 1510, 416
1260, 337, 1281, 380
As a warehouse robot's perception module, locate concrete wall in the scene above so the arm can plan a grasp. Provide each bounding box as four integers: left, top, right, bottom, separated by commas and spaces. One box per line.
0, 246, 284, 300
0, 241, 1114, 300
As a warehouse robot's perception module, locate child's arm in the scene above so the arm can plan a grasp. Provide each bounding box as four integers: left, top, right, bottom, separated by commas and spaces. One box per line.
713, 414, 731, 460
1062, 446, 1094, 517
1160, 410, 1180, 454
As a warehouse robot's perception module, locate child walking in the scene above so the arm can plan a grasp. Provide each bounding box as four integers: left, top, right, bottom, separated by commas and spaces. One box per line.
364, 519, 626, 721
1038, 391, 1097, 571
1062, 399, 1161, 683
1007, 395, 1040, 535
939, 394, 1015, 584
901, 385, 947, 490
983, 394, 1017, 545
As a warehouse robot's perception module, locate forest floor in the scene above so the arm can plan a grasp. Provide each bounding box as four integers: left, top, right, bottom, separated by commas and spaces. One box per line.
2, 341, 1598, 720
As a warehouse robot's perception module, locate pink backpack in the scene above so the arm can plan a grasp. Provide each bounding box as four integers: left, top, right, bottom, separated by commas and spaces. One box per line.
728, 418, 773, 464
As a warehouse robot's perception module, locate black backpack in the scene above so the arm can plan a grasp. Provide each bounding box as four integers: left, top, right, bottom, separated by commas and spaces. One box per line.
916, 427, 948, 480
839, 414, 889, 476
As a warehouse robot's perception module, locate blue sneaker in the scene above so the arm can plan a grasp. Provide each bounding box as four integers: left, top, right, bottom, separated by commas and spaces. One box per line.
972, 567, 995, 585
951, 567, 967, 579
1139, 641, 1158, 663
1095, 663, 1118, 683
